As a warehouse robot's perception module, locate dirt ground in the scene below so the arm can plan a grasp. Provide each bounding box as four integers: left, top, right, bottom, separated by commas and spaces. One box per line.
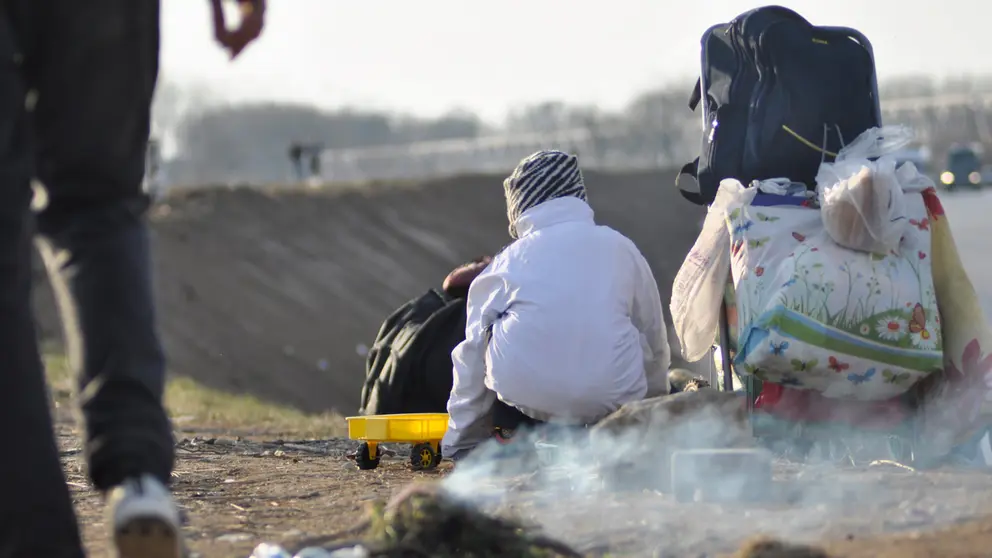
56, 404, 992, 558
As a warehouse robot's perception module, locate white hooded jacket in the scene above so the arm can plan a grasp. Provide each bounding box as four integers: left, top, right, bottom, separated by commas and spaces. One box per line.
441, 196, 671, 456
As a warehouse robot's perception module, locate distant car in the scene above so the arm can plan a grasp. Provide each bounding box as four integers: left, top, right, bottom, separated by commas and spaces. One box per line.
940, 146, 983, 189
982, 165, 992, 183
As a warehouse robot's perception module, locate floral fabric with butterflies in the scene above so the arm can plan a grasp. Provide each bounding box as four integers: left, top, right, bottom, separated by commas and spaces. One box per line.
911, 190, 992, 459
725, 187, 943, 402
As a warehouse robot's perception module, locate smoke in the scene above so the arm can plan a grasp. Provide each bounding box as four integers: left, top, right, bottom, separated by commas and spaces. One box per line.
438, 391, 989, 556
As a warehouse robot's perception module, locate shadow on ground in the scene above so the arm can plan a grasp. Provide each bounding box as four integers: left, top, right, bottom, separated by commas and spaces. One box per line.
33, 168, 705, 416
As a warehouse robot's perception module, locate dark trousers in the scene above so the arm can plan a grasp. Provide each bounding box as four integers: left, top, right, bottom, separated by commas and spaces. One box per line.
0, 1, 172, 555
492, 399, 542, 436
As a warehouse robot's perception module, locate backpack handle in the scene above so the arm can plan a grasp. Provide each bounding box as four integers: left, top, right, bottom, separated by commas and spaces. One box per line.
733, 5, 810, 28
676, 158, 708, 206
688, 78, 702, 112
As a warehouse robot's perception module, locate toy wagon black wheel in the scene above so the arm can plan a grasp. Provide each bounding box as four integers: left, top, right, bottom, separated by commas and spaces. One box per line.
410, 443, 437, 471
355, 442, 380, 470
433, 447, 443, 467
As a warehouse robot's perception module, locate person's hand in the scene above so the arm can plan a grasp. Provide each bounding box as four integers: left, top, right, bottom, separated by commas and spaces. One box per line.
210, 0, 266, 60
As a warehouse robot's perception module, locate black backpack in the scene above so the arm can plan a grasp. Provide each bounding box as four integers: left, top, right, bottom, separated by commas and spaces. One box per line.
676, 5, 881, 206
359, 289, 466, 416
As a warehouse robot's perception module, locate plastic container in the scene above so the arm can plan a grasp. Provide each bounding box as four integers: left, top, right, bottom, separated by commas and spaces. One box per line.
249, 543, 292, 558
248, 544, 370, 558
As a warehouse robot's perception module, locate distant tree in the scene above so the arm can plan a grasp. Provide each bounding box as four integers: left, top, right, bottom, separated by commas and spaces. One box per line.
389, 109, 485, 143
504, 101, 572, 134
418, 109, 484, 141
159, 73, 992, 184
880, 76, 937, 100
167, 102, 489, 184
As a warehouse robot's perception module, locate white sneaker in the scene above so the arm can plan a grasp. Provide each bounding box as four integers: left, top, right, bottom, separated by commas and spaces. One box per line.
106, 474, 183, 558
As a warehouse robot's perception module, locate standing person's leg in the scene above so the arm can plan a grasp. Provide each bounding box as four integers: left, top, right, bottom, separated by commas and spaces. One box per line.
0, 10, 86, 556
25, 0, 179, 556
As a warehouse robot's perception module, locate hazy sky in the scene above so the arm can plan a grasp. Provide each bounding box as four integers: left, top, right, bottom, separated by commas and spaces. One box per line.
162, 1, 991, 122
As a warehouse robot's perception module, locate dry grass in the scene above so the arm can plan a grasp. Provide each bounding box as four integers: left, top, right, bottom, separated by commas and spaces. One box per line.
44, 351, 347, 438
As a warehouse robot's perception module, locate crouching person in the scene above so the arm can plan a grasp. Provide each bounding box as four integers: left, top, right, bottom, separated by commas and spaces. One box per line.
441, 150, 671, 461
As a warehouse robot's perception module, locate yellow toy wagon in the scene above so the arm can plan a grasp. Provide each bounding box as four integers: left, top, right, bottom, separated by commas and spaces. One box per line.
346, 413, 449, 471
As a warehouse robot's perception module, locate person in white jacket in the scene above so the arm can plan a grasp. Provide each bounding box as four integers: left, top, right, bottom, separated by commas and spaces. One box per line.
441, 149, 672, 459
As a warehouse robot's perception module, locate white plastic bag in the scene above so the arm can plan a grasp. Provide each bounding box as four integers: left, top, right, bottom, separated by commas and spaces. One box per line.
826, 125, 916, 164
816, 126, 920, 255
671, 179, 757, 362
819, 158, 906, 254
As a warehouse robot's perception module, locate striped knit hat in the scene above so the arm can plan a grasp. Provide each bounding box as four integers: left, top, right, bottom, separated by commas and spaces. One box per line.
503, 150, 587, 239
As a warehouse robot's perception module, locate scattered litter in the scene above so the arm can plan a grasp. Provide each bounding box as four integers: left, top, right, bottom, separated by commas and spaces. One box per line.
176, 437, 355, 458
250, 543, 369, 557
282, 443, 328, 454
249, 542, 292, 557
217, 533, 253, 543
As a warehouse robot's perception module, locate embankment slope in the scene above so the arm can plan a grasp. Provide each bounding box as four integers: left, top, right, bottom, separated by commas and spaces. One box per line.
34, 169, 705, 415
